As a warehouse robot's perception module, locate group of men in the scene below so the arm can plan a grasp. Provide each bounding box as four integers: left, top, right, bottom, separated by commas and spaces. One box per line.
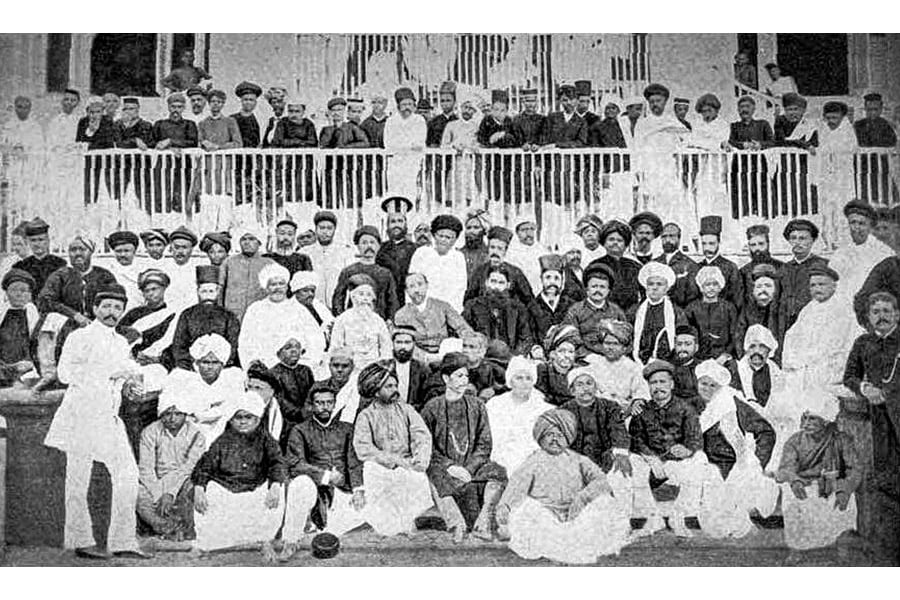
1, 173, 899, 565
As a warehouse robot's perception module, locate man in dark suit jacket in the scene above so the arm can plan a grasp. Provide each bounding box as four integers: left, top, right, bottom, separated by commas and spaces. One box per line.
541, 84, 588, 148
656, 222, 700, 309
392, 326, 435, 412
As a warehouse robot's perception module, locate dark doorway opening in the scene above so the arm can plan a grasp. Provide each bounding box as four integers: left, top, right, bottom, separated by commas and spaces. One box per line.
776, 34, 848, 96
90, 33, 158, 97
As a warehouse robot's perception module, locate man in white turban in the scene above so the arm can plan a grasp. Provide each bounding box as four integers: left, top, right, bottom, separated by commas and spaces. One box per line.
733, 324, 784, 411
630, 261, 685, 365
164, 334, 246, 442
136, 386, 206, 540
685, 264, 739, 362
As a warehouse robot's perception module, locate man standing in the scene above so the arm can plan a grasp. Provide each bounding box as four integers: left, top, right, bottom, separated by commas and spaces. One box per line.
332, 226, 399, 320
114, 98, 155, 204
654, 222, 699, 309
393, 272, 473, 365
384, 87, 427, 200
271, 101, 318, 148
427, 81, 458, 148
697, 215, 743, 310
45, 88, 81, 149
361, 95, 389, 149
162, 226, 199, 312
183, 87, 209, 124
408, 215, 468, 313
542, 84, 587, 148
830, 200, 893, 303
161, 48, 210, 93
169, 266, 241, 370
574, 80, 599, 127
465, 226, 533, 308
375, 196, 417, 305
231, 81, 263, 148
353, 360, 433, 535
221, 229, 274, 322
1, 95, 44, 151
628, 212, 663, 265
319, 97, 369, 148
511, 89, 546, 151
739, 225, 784, 308
634, 84, 689, 219
13, 218, 66, 294
672, 97, 692, 131
44, 284, 150, 559
152, 94, 199, 150
105, 230, 144, 310
779, 219, 830, 332
262, 218, 313, 283
39, 234, 117, 326
261, 86, 288, 148
197, 89, 242, 151
422, 352, 507, 541
854, 93, 898, 205
305, 211, 354, 312
729, 96, 774, 150
843, 291, 900, 565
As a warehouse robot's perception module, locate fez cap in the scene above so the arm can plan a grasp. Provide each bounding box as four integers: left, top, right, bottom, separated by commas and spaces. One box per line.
122, 97, 140, 106
234, 81, 263, 98
431, 214, 463, 236
672, 97, 691, 105
24, 217, 50, 237
574, 80, 592, 96
520, 89, 538, 98
539, 254, 565, 274
275, 217, 298, 230
195, 265, 220, 285
699, 215, 723, 237
629, 212, 663, 237
381, 196, 413, 214
353, 225, 381, 245
783, 218, 819, 240
313, 210, 338, 226
439, 81, 457, 96
107, 230, 139, 250
491, 89, 509, 105
843, 199, 877, 222
169, 226, 198, 246
557, 84, 576, 99
200, 231, 232, 253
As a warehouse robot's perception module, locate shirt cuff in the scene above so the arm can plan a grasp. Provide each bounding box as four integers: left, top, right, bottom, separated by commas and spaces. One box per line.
612, 447, 629, 456
320, 470, 331, 486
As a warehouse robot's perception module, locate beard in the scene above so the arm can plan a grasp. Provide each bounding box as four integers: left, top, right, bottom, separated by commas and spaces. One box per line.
464, 234, 484, 248
393, 348, 413, 363
661, 241, 677, 254
750, 249, 770, 261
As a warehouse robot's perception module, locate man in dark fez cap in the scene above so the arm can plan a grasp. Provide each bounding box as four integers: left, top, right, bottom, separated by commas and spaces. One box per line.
544, 82, 588, 148
13, 217, 67, 294
526, 254, 577, 348
376, 196, 418, 306
169, 265, 241, 370
739, 223, 784, 308
779, 218, 830, 331
512, 88, 547, 151
830, 200, 893, 298
465, 226, 534, 308
106, 230, 144, 308
332, 225, 399, 321
408, 214, 468, 312
697, 215, 743, 310
231, 81, 263, 148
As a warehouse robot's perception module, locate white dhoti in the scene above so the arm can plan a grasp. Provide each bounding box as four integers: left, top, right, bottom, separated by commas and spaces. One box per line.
507, 495, 631, 564
283, 476, 368, 540
632, 453, 714, 518
193, 482, 286, 551
605, 453, 651, 519
780, 483, 857, 550
358, 462, 432, 536
386, 153, 423, 201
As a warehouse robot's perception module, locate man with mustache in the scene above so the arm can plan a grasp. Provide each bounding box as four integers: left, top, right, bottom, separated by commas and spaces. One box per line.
738, 225, 784, 309
843, 291, 900, 565
830, 200, 893, 304
390, 325, 432, 411
628, 212, 663, 265
697, 215, 743, 311
459, 209, 490, 279
653, 222, 699, 309
463, 265, 535, 358
465, 226, 534, 308
779, 219, 830, 333
562, 263, 627, 357
352, 359, 433, 536
526, 255, 576, 352
375, 196, 418, 306
736, 263, 785, 361
332, 225, 399, 320
262, 218, 313, 288
671, 325, 701, 400
729, 324, 783, 409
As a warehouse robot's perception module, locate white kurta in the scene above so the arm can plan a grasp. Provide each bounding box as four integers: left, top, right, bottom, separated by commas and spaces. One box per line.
162, 259, 198, 312
238, 296, 327, 370
633, 112, 689, 221
383, 112, 427, 200
815, 120, 860, 249
2, 117, 47, 228
486, 391, 553, 474
162, 367, 247, 443
506, 238, 547, 294
305, 242, 354, 309
408, 246, 467, 313
106, 258, 147, 310
1, 117, 45, 151
830, 235, 894, 305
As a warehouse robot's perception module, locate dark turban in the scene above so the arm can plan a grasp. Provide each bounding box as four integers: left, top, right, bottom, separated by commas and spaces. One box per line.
600, 319, 633, 346
439, 352, 469, 377
543, 324, 581, 353
532, 409, 577, 447
357, 359, 397, 398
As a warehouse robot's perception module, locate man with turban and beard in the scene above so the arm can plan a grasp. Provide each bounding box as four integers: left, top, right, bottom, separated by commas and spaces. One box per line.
239, 263, 310, 368
352, 359, 434, 535
584, 320, 651, 418
739, 225, 784, 309
628, 261, 687, 365
527, 255, 576, 353
375, 196, 418, 307
332, 225, 399, 320
330, 274, 392, 369
409, 215, 468, 312
735, 263, 784, 361
465, 226, 534, 308
290, 270, 334, 349
460, 209, 490, 277
535, 325, 582, 406
421, 352, 508, 542
654, 222, 699, 309
586, 220, 643, 313
164, 334, 247, 442
169, 266, 241, 370
495, 408, 631, 564
628, 212, 664, 265
463, 264, 535, 357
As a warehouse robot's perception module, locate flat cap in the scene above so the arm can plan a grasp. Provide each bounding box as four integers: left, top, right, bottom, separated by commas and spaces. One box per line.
353, 225, 381, 245
843, 199, 877, 222
431, 214, 463, 236
642, 359, 675, 380
783, 218, 819, 240
200, 231, 232, 253
234, 81, 262, 98
807, 264, 840, 282
629, 212, 663, 237
169, 225, 198, 246
313, 210, 337, 226
107, 230, 139, 249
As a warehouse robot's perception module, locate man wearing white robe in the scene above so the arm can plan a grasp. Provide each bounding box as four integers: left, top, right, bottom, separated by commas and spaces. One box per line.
1, 96, 45, 151
816, 103, 860, 250
163, 334, 246, 443
505, 219, 547, 294
105, 231, 147, 310
305, 211, 354, 311
408, 215, 468, 313
43, 284, 149, 558
1, 96, 46, 227
829, 200, 893, 304
383, 87, 427, 201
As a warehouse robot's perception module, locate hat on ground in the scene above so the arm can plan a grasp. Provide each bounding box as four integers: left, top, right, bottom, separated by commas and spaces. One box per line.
311, 532, 341, 559
431, 214, 463, 236
629, 212, 663, 237
169, 226, 198, 246
93, 283, 128, 306
137, 269, 170, 290
642, 359, 675, 380
598, 219, 632, 246
234, 81, 263, 98
381, 196, 413, 214
107, 230, 139, 250
2, 268, 36, 292
200, 231, 231, 253
140, 228, 169, 246
24, 217, 50, 237
196, 265, 220, 285
394, 87, 415, 104
783, 218, 819, 240
313, 210, 338, 226
353, 225, 381, 245
843, 199, 877, 223
643, 83, 670, 100
807, 264, 840, 282
699, 215, 722, 237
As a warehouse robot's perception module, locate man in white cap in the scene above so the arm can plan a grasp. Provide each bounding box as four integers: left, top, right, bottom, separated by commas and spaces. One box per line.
44, 284, 151, 559
221, 227, 275, 321
685, 265, 739, 363
169, 266, 240, 370
137, 386, 206, 540
165, 333, 246, 442
629, 261, 686, 365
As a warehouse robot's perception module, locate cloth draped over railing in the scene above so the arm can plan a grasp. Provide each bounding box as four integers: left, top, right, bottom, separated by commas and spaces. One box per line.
1, 146, 898, 254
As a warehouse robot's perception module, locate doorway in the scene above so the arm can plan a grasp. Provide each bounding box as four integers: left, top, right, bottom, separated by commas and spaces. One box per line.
776, 34, 849, 96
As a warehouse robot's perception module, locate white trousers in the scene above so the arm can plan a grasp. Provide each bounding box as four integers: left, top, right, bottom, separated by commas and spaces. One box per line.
781, 483, 858, 550
605, 453, 650, 518
64, 449, 140, 552
283, 476, 368, 541
361, 462, 432, 536
631, 453, 715, 518
508, 496, 631, 564
193, 482, 285, 551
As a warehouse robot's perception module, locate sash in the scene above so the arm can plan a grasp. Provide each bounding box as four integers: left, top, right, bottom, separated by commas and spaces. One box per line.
632, 296, 675, 364
736, 357, 778, 410
131, 305, 180, 357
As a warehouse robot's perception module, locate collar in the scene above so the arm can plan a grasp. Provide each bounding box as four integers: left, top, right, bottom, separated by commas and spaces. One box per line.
876, 325, 899, 340
704, 253, 720, 264
792, 253, 812, 264
540, 292, 559, 307
586, 298, 607, 310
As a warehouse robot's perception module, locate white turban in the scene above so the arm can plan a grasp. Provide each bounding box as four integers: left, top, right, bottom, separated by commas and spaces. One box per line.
566, 366, 596, 387
234, 225, 266, 246
695, 359, 732, 386
231, 390, 266, 419
258, 262, 290, 289
290, 270, 319, 292
743, 324, 779, 353
189, 333, 232, 363
799, 390, 840, 422
157, 386, 197, 416
505, 355, 537, 384
638, 262, 675, 289
695, 265, 725, 289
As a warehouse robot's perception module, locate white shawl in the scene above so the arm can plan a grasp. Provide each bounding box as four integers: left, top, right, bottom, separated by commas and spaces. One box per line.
736, 356, 782, 411
0, 302, 40, 336
632, 296, 675, 365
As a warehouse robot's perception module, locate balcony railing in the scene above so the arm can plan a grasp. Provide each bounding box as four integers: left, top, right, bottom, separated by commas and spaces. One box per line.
1, 146, 897, 253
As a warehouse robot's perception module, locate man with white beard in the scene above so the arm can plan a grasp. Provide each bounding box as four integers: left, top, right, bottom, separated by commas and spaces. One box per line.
829, 200, 893, 303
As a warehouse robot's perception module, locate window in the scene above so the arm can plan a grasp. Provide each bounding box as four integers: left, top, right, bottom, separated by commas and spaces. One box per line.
90, 33, 158, 97
46, 33, 72, 93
